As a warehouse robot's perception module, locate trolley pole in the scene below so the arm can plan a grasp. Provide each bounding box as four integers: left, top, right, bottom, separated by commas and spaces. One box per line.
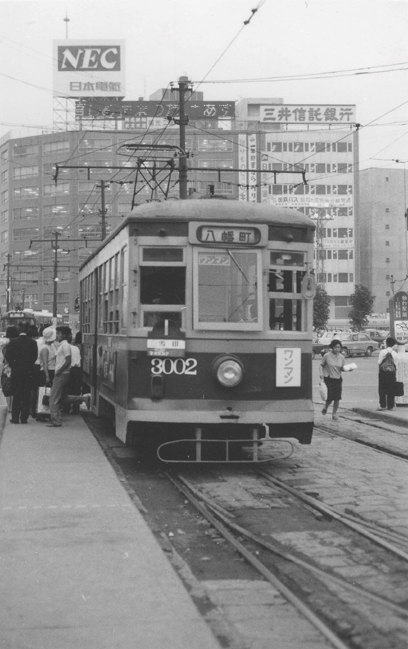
178, 76, 190, 200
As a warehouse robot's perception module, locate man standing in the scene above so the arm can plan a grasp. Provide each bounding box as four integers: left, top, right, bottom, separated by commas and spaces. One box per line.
5, 320, 38, 424
47, 326, 72, 428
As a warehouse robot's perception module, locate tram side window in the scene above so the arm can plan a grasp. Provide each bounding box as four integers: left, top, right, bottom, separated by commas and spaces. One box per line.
140, 266, 186, 328
268, 268, 304, 331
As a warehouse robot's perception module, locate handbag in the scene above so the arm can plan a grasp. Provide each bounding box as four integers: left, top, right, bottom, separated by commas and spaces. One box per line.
1, 363, 13, 397
319, 381, 328, 402
394, 381, 404, 397
37, 386, 51, 415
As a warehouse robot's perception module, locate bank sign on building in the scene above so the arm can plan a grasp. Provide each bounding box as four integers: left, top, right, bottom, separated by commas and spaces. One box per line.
53, 40, 126, 97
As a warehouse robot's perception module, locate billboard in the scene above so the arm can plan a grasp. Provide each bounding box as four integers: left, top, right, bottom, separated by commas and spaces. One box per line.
260, 104, 356, 124
53, 40, 125, 98
75, 98, 235, 120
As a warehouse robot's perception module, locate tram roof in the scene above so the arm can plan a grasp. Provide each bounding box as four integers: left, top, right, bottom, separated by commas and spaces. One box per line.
80, 199, 315, 269
126, 199, 315, 227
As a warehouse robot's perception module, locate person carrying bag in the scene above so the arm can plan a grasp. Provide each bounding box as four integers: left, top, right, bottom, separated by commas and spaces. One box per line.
377, 337, 398, 411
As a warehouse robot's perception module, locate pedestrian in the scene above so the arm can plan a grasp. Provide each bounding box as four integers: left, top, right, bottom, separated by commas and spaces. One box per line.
377, 336, 398, 411
319, 338, 352, 421
28, 324, 41, 418
47, 326, 90, 428
1, 326, 19, 413
4, 320, 38, 424
37, 326, 57, 422
62, 331, 82, 414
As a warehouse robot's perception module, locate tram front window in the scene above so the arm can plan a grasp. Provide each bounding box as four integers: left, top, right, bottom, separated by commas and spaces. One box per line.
197, 250, 259, 324
268, 268, 304, 331
140, 266, 185, 328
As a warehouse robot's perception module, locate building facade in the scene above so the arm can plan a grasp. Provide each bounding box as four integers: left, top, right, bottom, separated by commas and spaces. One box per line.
0, 96, 359, 328
359, 167, 408, 314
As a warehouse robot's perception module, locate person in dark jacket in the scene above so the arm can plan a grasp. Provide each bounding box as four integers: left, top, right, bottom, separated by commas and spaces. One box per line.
5, 320, 38, 424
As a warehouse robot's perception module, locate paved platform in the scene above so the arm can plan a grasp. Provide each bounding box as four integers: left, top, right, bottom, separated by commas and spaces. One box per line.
0, 397, 221, 649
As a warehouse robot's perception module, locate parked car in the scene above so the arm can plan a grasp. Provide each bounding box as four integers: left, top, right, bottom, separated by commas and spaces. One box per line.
364, 329, 388, 345
315, 332, 378, 358
312, 332, 342, 358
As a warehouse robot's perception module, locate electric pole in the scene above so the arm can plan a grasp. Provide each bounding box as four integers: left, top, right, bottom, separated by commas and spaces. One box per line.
5, 253, 11, 311
177, 76, 190, 200
98, 179, 107, 240
53, 230, 60, 318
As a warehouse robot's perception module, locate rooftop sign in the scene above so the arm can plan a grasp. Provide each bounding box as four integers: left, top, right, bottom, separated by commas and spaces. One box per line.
75, 98, 235, 120
53, 40, 125, 98
260, 104, 356, 124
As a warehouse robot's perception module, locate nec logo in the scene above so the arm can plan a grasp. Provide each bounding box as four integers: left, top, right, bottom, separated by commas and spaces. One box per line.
58, 46, 121, 71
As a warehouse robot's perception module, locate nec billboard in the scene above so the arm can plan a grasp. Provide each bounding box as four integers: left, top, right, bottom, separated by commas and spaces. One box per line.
53, 40, 125, 97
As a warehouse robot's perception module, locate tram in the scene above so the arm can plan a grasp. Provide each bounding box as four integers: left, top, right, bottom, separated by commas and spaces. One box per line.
79, 199, 316, 461
0, 309, 63, 331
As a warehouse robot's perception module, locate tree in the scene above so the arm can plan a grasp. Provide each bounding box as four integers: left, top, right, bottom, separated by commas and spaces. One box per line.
348, 284, 375, 331
313, 284, 330, 331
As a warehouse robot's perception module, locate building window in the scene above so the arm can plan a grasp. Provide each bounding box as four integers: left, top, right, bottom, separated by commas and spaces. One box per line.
1, 149, 9, 163
43, 204, 70, 217
43, 141, 70, 154
13, 186, 39, 199
386, 241, 390, 246
1, 169, 8, 183
385, 208, 389, 212
386, 258, 390, 263
338, 273, 349, 283
78, 138, 112, 153
1, 210, 8, 223
1, 231, 8, 243
13, 144, 39, 158
197, 137, 233, 152
385, 224, 389, 229
386, 291, 390, 296
386, 274, 390, 279
385, 177, 389, 181
1, 189, 8, 203
13, 207, 39, 220
43, 182, 69, 196
13, 166, 39, 180
13, 227, 39, 240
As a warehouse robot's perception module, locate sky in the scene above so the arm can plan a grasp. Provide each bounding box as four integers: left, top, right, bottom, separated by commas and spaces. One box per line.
0, 0, 408, 170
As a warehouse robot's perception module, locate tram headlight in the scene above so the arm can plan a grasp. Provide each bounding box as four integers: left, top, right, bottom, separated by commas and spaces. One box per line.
212, 355, 244, 387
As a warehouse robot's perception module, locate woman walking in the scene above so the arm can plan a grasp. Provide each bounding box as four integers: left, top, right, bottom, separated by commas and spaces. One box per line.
319, 339, 351, 421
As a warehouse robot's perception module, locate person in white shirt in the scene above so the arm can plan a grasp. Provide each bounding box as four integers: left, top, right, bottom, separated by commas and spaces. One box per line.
377, 337, 399, 411
47, 327, 90, 427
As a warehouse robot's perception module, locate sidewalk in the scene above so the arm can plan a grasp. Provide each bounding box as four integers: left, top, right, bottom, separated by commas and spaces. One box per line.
0, 398, 221, 649
350, 402, 408, 428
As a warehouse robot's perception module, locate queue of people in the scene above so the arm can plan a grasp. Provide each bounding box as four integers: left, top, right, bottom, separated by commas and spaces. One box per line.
1, 320, 89, 426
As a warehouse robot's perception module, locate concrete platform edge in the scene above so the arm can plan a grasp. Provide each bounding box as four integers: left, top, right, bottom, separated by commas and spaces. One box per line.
351, 405, 408, 428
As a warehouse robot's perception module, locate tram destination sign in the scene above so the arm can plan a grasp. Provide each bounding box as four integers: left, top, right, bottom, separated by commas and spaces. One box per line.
195, 225, 262, 245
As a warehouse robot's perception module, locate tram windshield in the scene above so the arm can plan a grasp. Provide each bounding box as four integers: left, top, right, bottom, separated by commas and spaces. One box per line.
196, 249, 260, 328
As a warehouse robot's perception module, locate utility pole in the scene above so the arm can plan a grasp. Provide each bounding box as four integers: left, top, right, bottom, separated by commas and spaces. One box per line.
5, 253, 11, 311
177, 76, 190, 200
52, 230, 60, 318
98, 179, 107, 240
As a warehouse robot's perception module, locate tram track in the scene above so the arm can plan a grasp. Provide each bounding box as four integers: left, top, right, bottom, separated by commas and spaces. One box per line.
84, 411, 408, 648
165, 468, 408, 649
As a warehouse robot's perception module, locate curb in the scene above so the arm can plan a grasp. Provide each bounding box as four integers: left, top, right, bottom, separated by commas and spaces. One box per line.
0, 391, 8, 444
352, 406, 408, 429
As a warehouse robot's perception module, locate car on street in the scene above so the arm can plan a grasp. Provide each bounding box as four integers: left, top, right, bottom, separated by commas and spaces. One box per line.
363, 328, 388, 345
314, 332, 378, 358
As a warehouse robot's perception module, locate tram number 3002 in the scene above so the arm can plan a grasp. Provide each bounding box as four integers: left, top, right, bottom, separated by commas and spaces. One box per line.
151, 358, 198, 375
